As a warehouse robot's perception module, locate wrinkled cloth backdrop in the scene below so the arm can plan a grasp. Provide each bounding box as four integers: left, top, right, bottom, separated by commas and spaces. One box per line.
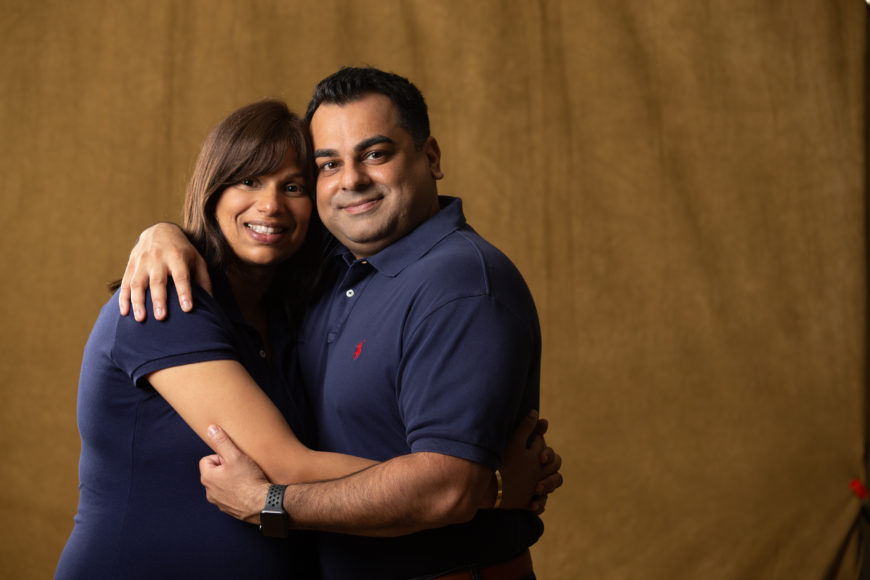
0, 1, 866, 578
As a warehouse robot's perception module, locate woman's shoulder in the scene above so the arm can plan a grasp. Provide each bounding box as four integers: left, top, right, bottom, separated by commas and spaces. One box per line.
90, 279, 231, 349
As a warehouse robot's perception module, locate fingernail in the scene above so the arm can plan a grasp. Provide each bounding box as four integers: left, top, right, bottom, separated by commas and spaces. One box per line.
134, 307, 144, 320
182, 298, 192, 311
155, 306, 164, 318
207, 425, 219, 438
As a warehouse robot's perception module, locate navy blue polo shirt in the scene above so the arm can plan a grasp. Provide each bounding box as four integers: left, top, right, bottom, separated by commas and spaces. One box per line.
297, 196, 543, 579
56, 275, 316, 579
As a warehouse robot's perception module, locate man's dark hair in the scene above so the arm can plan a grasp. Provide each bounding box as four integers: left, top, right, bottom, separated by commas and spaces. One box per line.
304, 67, 431, 150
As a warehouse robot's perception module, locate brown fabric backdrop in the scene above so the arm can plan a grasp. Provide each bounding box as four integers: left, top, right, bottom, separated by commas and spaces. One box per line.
0, 1, 865, 578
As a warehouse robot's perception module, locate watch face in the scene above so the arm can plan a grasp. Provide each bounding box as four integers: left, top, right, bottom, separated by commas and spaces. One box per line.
260, 510, 288, 538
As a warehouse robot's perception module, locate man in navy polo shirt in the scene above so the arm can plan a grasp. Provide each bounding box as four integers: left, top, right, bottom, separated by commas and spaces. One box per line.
121, 67, 552, 579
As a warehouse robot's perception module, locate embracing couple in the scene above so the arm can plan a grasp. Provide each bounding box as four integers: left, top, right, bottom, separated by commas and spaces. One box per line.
56, 66, 563, 580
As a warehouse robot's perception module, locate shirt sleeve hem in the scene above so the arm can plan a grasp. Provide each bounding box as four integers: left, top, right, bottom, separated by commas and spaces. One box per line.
131, 350, 239, 385
409, 436, 500, 469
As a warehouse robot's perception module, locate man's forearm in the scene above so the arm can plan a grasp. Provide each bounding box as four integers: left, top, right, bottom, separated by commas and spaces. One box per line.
281, 452, 492, 537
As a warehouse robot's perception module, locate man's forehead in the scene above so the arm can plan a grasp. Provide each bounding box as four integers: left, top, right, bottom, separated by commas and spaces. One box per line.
310, 95, 405, 148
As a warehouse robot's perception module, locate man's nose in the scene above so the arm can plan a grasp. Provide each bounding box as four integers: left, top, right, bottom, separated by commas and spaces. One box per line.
340, 162, 371, 191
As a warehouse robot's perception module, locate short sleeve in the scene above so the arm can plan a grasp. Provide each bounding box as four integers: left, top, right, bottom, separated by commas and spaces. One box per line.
111, 283, 239, 386
398, 295, 538, 468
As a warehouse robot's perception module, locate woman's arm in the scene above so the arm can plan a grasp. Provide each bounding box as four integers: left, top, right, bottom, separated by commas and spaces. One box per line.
148, 359, 376, 484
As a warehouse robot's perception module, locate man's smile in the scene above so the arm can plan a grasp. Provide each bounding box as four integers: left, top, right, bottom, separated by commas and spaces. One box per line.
340, 196, 383, 215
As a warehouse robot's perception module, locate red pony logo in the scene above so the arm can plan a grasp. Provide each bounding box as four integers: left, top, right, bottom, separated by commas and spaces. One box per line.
353, 340, 366, 360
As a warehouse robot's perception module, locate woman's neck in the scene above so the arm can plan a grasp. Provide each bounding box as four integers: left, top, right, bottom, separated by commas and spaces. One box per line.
226, 266, 275, 348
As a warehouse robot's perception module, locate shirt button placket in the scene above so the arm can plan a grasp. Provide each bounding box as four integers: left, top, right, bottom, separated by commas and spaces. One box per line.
327, 259, 370, 344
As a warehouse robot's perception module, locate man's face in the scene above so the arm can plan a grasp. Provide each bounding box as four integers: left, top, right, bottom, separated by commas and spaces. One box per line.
311, 93, 443, 258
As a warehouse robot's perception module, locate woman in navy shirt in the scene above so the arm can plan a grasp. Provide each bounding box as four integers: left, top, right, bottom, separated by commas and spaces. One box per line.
55, 100, 377, 579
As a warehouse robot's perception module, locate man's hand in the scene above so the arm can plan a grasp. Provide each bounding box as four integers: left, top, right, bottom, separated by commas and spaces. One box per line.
200, 425, 271, 525
499, 410, 563, 514
118, 222, 210, 321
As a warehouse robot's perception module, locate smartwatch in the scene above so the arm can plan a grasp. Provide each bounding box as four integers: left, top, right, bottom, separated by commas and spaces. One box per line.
259, 484, 289, 538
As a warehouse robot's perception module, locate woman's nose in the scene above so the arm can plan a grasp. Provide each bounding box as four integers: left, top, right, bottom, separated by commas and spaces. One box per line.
256, 186, 282, 214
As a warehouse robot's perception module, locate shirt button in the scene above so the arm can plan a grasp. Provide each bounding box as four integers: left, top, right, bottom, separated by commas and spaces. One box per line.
345, 289, 355, 298
259, 350, 267, 358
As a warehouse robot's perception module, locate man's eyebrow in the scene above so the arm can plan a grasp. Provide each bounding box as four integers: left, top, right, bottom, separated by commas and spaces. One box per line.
314, 135, 395, 159
355, 135, 394, 152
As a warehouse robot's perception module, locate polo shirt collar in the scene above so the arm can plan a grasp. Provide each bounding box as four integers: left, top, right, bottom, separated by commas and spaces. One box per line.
331, 196, 466, 277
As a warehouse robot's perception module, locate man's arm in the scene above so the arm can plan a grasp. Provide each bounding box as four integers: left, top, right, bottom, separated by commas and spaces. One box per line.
118, 222, 209, 321
200, 412, 562, 537
286, 452, 490, 536
281, 415, 561, 536
201, 428, 486, 536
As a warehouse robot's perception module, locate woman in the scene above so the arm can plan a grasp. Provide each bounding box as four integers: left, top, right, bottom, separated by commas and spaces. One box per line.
55, 100, 368, 579
55, 100, 552, 579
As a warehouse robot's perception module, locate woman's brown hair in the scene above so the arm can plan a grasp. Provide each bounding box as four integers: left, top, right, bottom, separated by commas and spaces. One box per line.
184, 99, 322, 311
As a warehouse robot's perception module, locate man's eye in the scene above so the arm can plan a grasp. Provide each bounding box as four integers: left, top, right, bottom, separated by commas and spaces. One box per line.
319, 161, 337, 172
365, 150, 385, 160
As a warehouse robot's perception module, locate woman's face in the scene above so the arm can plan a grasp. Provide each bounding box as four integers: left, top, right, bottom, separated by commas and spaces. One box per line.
215, 149, 312, 271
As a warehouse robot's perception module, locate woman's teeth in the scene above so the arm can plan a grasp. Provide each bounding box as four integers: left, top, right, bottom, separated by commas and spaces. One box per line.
247, 224, 282, 234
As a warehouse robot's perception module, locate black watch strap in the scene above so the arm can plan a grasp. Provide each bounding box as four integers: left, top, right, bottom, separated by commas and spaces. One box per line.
259, 484, 289, 538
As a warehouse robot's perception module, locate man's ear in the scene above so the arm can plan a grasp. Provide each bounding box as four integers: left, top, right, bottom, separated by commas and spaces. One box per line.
424, 136, 444, 180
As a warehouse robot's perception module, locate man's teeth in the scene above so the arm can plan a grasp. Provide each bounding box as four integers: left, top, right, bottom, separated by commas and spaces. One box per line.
247, 224, 282, 234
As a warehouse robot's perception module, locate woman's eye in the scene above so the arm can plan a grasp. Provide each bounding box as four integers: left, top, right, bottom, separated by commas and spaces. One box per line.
284, 183, 304, 194
241, 178, 255, 187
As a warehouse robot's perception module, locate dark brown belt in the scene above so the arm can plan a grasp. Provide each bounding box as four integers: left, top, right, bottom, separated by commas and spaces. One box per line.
433, 549, 533, 580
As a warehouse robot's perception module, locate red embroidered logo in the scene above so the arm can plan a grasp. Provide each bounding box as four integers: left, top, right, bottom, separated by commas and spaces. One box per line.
353, 340, 366, 360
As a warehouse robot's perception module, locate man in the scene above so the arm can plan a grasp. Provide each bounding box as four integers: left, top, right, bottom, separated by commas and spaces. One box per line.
121, 67, 556, 579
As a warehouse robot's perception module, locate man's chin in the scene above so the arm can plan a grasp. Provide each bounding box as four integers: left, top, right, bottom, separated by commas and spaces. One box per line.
336, 234, 394, 260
